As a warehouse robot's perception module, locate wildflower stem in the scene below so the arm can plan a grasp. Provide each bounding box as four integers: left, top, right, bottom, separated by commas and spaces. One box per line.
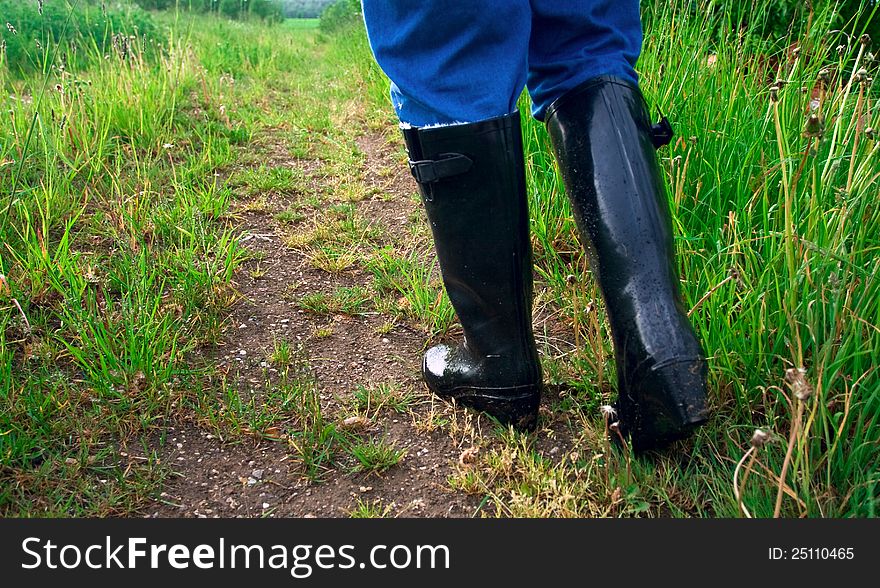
774, 398, 805, 518
733, 446, 757, 518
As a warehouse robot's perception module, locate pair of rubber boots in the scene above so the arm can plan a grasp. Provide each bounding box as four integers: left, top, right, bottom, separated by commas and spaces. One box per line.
402, 77, 709, 452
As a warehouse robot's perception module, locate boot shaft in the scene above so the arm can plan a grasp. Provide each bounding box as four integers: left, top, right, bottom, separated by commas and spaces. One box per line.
545, 77, 699, 364
402, 112, 540, 383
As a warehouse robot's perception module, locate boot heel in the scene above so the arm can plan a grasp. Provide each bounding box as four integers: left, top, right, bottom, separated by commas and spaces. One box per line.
447, 386, 542, 431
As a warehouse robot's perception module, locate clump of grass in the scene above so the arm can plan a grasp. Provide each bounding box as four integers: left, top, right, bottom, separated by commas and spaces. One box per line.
349, 498, 395, 518
366, 245, 455, 335
230, 165, 305, 197
346, 436, 406, 475
297, 285, 372, 316
283, 205, 385, 273
284, 367, 340, 481
275, 209, 306, 224
350, 382, 418, 418
269, 338, 293, 367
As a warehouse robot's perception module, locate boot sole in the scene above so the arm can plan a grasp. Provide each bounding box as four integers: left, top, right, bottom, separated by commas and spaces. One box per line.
430, 384, 541, 431
614, 403, 709, 453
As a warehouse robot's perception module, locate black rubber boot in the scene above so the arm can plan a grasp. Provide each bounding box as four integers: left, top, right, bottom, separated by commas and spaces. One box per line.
545, 76, 710, 452
402, 112, 542, 431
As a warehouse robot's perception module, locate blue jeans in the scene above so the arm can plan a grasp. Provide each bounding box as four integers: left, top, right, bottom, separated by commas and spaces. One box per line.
361, 1, 642, 126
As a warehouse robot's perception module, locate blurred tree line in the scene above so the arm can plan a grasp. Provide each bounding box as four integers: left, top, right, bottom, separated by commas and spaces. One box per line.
133, 0, 283, 22
276, 1, 335, 18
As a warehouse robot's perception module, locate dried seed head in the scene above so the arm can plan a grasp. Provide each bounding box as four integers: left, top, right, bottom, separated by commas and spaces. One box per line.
750, 429, 771, 448
853, 68, 868, 84
837, 44, 847, 56
865, 127, 876, 140
818, 68, 831, 84
769, 85, 780, 103
860, 33, 871, 47
600, 405, 617, 419
803, 114, 824, 138
728, 266, 744, 288
6, 22, 17, 35
785, 367, 814, 402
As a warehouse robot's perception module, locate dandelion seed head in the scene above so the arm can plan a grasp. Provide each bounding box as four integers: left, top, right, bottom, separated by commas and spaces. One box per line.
784, 367, 814, 402
750, 429, 770, 448
803, 114, 824, 138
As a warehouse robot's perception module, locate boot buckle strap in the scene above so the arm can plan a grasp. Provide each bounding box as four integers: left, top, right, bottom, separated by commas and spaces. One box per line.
409, 153, 473, 184
650, 116, 674, 149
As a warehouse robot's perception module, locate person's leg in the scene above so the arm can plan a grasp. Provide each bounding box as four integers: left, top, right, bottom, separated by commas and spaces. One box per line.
361, 1, 530, 126
530, 1, 710, 450
361, 1, 542, 429
527, 0, 641, 121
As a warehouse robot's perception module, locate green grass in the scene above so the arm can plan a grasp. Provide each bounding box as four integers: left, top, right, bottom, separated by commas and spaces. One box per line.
345, 436, 406, 475
0, 0, 387, 515
298, 286, 373, 316
349, 382, 418, 419
349, 498, 394, 518
2, 0, 877, 518
366, 245, 456, 335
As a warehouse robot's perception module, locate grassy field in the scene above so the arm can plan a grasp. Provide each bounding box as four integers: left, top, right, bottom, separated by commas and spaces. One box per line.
1, 0, 877, 518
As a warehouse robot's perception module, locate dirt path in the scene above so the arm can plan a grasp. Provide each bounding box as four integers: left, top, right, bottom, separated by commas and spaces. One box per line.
147, 127, 502, 518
